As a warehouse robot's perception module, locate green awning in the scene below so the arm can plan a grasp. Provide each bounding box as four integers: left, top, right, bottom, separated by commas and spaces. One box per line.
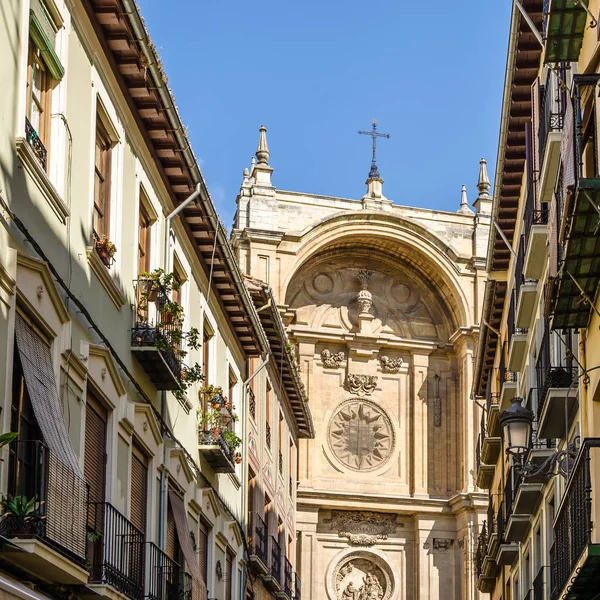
544, 0, 589, 64
30, 10, 64, 81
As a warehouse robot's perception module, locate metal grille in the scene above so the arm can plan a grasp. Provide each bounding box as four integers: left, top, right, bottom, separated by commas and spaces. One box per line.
295, 572, 301, 600
269, 535, 281, 582
25, 117, 48, 171
249, 512, 267, 565
533, 565, 546, 600
146, 541, 182, 600
551, 440, 596, 599
88, 502, 145, 600
283, 556, 293, 596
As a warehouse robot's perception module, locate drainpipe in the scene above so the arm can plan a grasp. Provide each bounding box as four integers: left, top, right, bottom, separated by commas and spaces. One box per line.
240, 353, 270, 600
158, 184, 201, 550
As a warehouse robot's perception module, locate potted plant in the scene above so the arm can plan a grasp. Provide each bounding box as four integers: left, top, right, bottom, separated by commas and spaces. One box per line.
94, 235, 117, 268
0, 495, 43, 536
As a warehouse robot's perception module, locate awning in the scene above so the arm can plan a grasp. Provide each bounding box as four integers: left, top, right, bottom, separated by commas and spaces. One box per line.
15, 314, 81, 476
168, 489, 208, 600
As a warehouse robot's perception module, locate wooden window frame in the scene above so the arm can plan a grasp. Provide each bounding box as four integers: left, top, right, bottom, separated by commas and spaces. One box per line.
137, 195, 152, 276
93, 116, 113, 241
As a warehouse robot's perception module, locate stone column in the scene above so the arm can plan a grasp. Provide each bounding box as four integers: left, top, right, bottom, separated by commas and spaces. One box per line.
412, 352, 430, 498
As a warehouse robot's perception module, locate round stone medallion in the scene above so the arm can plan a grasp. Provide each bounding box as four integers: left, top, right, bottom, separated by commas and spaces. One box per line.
331, 551, 394, 600
328, 399, 394, 472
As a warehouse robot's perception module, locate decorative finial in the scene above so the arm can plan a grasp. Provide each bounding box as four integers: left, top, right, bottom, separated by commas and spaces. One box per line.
477, 158, 491, 197
358, 119, 390, 179
457, 184, 474, 215
356, 270, 374, 314
242, 167, 250, 184
256, 125, 270, 165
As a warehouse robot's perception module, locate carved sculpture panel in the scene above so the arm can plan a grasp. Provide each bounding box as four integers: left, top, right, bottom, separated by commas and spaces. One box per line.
329, 400, 394, 471
379, 356, 403, 374
332, 552, 394, 600
346, 374, 378, 396
322, 349, 346, 369
324, 510, 397, 546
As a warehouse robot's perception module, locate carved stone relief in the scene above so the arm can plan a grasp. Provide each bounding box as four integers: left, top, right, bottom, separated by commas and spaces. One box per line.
432, 538, 453, 552
346, 374, 378, 397
332, 552, 394, 600
322, 349, 346, 369
285, 259, 447, 341
433, 397, 442, 428
379, 356, 403, 373
324, 510, 397, 546
329, 399, 394, 471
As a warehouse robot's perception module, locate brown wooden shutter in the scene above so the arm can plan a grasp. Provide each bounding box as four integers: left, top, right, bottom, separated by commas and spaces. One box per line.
84, 392, 107, 504
225, 551, 233, 600
198, 520, 209, 585
130, 443, 148, 534
166, 502, 177, 561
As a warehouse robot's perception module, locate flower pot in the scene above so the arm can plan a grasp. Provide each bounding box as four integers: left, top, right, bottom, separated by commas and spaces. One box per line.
138, 278, 158, 302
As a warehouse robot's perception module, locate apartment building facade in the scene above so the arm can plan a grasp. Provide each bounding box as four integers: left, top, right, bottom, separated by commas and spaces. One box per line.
0, 2, 308, 600
474, 1, 600, 599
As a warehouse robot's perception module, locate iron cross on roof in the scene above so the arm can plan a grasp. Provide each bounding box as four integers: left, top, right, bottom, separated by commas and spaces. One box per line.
358, 119, 390, 179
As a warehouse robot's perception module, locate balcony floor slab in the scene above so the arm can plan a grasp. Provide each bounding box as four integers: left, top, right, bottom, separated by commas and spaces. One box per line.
538, 387, 578, 439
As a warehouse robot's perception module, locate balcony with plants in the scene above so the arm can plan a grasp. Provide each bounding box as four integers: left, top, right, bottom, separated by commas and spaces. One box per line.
543, 0, 591, 64
0, 438, 89, 585
131, 269, 202, 392
197, 385, 241, 474
550, 74, 600, 330
550, 438, 600, 600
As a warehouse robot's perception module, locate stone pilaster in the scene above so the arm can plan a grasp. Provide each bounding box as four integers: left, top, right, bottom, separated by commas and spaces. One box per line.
412, 352, 430, 498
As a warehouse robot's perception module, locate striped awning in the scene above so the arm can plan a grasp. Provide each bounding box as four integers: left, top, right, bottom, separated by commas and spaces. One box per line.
15, 314, 81, 476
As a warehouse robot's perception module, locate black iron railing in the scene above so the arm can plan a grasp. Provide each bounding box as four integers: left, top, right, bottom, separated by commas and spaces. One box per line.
294, 572, 301, 600
197, 429, 236, 466
551, 439, 599, 599
504, 468, 516, 521
131, 280, 183, 380
476, 434, 482, 471
475, 521, 488, 577
25, 117, 48, 171
538, 71, 564, 163
533, 565, 546, 600
2, 440, 88, 564
499, 342, 517, 389
146, 542, 186, 600
508, 285, 528, 344
88, 502, 145, 600
526, 388, 556, 450
283, 556, 293, 597
279, 451, 283, 476
497, 501, 506, 544
249, 512, 268, 565
266, 421, 271, 449
487, 497, 496, 540
269, 535, 281, 582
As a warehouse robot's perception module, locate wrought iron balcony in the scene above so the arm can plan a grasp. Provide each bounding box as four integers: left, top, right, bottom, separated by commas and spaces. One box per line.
87, 501, 145, 600
476, 434, 495, 489
146, 542, 190, 600
0, 440, 88, 582
551, 439, 600, 600
486, 391, 501, 438
544, 0, 590, 63
533, 565, 547, 600
198, 428, 236, 474
131, 280, 183, 390
25, 117, 48, 172
294, 573, 301, 600
550, 75, 600, 329
262, 535, 282, 592
480, 410, 501, 466
248, 512, 268, 575
476, 521, 496, 593
283, 557, 293, 599
507, 289, 528, 372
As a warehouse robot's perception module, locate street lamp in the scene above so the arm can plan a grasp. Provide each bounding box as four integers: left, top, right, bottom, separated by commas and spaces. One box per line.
499, 396, 534, 457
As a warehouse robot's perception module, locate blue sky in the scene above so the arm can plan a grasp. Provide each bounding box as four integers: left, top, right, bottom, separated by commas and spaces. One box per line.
138, 0, 511, 227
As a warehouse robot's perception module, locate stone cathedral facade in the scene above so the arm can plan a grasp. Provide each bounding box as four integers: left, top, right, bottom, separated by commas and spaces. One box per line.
232, 126, 491, 600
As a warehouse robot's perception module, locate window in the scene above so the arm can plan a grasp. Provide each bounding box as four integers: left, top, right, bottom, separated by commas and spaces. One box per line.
279, 412, 284, 476
130, 442, 148, 535
93, 116, 112, 241
172, 257, 186, 308
225, 550, 234, 600
198, 519, 210, 588
137, 196, 152, 276
26, 40, 51, 169
84, 389, 108, 504
266, 381, 272, 450
25, 0, 64, 171
202, 321, 213, 385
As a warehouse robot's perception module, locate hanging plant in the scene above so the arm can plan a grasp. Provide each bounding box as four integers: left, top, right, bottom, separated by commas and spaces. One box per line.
95, 235, 117, 268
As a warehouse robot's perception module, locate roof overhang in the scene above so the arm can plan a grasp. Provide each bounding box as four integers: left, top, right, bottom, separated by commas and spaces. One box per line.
85, 0, 267, 357
245, 277, 315, 439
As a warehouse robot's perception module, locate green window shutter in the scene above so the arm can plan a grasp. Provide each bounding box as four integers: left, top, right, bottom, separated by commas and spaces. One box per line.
29, 7, 64, 80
